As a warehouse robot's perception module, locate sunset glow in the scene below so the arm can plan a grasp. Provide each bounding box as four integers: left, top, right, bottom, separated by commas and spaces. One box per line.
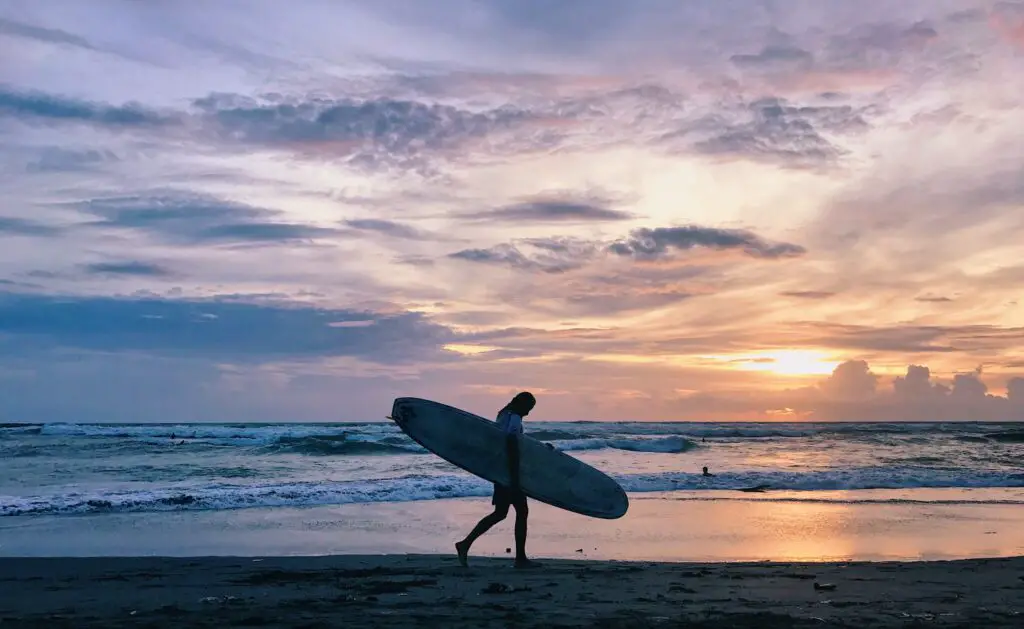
708, 351, 843, 377
1, 1, 1023, 422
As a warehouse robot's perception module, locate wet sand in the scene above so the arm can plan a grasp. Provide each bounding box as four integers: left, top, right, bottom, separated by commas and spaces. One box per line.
1, 554, 1022, 628
6, 491, 1024, 562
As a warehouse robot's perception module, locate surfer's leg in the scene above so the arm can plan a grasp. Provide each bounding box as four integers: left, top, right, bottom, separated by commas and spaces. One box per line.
512, 495, 530, 564
457, 502, 510, 565
467, 504, 509, 542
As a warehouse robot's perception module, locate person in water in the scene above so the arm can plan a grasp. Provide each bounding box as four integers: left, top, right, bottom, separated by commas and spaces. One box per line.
456, 391, 541, 569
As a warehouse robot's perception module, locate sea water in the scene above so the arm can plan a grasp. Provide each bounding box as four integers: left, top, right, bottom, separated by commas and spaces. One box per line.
3, 421, 1022, 517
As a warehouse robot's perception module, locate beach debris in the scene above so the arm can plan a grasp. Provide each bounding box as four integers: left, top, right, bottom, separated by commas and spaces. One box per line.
813, 582, 837, 591
199, 596, 241, 605
482, 582, 512, 594
481, 582, 531, 594
576, 548, 584, 553
505, 547, 511, 553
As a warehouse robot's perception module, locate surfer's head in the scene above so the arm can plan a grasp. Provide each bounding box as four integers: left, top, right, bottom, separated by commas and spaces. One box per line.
507, 391, 536, 416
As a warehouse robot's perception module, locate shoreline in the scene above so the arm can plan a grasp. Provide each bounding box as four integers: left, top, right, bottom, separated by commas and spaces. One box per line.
5, 491, 1024, 562
2, 554, 1022, 628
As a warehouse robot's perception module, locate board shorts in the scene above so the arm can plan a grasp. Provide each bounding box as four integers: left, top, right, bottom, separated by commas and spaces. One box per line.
492, 483, 527, 508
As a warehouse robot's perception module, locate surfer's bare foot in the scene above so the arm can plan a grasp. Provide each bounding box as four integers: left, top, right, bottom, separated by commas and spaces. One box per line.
514, 558, 541, 569
455, 541, 469, 567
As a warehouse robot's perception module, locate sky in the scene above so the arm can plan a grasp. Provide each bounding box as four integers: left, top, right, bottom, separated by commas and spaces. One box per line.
1, 0, 1024, 422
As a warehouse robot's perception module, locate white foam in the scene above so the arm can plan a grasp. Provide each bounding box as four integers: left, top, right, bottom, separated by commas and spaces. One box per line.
4, 466, 1021, 517
557, 436, 697, 453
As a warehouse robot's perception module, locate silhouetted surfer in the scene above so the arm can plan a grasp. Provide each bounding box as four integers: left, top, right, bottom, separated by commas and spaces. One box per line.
456, 391, 543, 569
702, 466, 714, 477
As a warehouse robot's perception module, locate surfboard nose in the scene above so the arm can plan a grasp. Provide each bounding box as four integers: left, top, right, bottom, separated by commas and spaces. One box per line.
390, 397, 419, 424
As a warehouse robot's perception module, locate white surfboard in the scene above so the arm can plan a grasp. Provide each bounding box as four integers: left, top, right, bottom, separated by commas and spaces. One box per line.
389, 397, 628, 519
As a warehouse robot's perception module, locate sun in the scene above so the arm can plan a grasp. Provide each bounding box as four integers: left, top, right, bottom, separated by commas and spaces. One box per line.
706, 349, 841, 377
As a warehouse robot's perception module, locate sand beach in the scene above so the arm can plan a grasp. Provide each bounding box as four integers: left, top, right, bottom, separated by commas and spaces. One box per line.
2, 553, 1023, 628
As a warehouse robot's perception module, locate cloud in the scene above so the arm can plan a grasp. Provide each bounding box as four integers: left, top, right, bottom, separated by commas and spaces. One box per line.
0, 217, 61, 237
82, 261, 173, 277
448, 224, 804, 279
0, 291, 456, 363
810, 360, 1022, 421
824, 21, 940, 69
819, 359, 877, 401
678, 98, 869, 168
731, 45, 815, 71
26, 147, 118, 173
76, 191, 342, 245
780, 290, 836, 299
191, 92, 536, 162
342, 219, 432, 240
0, 17, 99, 51
991, 1, 1024, 48
725, 18, 942, 95
0, 86, 172, 129
195, 223, 340, 243
449, 242, 588, 274
787, 322, 1024, 354
459, 193, 635, 223
671, 360, 1024, 421
609, 226, 806, 260
915, 295, 954, 303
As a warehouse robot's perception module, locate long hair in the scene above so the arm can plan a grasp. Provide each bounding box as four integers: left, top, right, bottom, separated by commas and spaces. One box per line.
501, 391, 536, 416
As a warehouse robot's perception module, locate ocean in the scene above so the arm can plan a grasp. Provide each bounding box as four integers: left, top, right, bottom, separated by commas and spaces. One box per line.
3, 420, 1023, 518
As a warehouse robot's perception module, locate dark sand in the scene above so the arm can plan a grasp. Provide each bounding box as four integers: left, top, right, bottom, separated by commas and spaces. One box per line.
1, 554, 1022, 628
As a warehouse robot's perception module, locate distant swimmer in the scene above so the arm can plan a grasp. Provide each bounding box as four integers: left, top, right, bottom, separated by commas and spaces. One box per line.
456, 392, 543, 570
702, 466, 714, 477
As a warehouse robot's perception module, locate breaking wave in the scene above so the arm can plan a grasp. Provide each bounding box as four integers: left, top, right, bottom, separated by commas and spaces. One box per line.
5, 466, 1022, 517
7, 423, 701, 457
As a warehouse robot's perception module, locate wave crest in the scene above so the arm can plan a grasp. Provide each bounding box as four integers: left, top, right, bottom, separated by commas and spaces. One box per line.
5, 466, 1022, 517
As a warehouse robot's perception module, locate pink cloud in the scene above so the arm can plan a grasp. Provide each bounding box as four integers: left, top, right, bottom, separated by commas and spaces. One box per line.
991, 5, 1024, 48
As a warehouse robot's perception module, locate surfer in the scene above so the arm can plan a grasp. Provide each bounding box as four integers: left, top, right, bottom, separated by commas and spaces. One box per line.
456, 391, 541, 569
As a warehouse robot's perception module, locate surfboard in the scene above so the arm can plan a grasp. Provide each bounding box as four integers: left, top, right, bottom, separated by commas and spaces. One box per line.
389, 397, 628, 520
